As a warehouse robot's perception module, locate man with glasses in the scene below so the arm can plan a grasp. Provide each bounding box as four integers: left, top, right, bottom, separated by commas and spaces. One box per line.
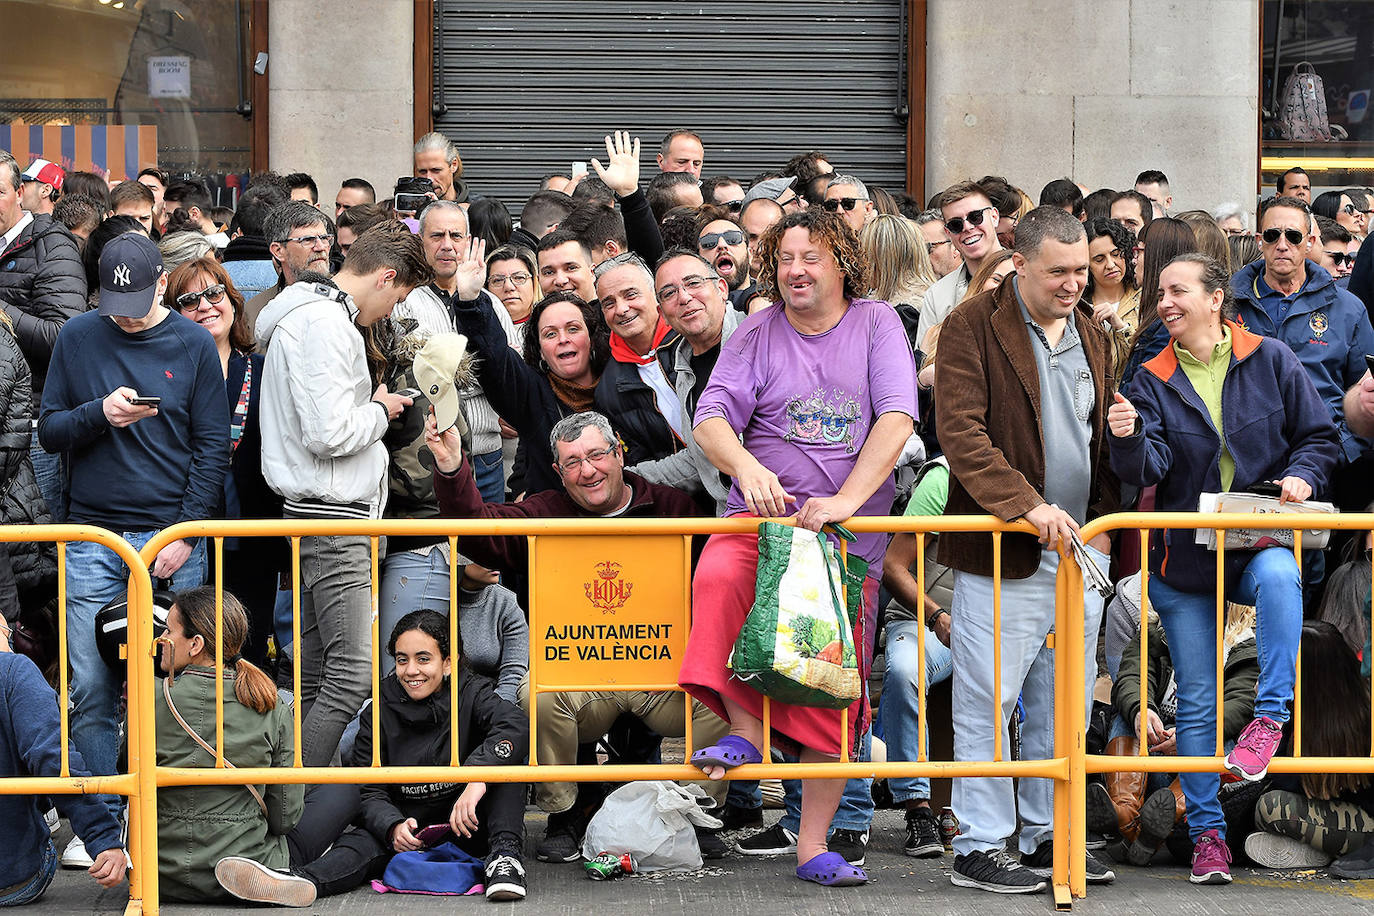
696, 207, 766, 312
624, 249, 741, 510
40, 232, 228, 865
823, 174, 875, 233
245, 200, 334, 342
1232, 196, 1374, 484
423, 408, 727, 863
591, 252, 682, 466
916, 210, 962, 279
1317, 217, 1356, 283
702, 176, 745, 212
915, 181, 1005, 352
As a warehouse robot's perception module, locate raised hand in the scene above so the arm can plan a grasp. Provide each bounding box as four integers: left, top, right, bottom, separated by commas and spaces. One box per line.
590, 130, 641, 197
453, 236, 488, 301
1107, 391, 1138, 438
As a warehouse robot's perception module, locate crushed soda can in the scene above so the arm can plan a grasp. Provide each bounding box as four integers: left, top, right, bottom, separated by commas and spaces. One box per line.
583, 851, 636, 880
939, 807, 960, 850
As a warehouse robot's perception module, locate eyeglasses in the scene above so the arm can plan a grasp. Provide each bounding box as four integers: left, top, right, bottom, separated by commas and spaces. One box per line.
175, 284, 227, 311
1261, 227, 1305, 246
699, 230, 745, 249
656, 275, 716, 305
488, 270, 532, 287
1342, 203, 1359, 217
280, 233, 335, 248
926, 239, 952, 254
1326, 251, 1356, 267
944, 206, 997, 235
556, 445, 618, 475
823, 197, 868, 213
723, 199, 743, 213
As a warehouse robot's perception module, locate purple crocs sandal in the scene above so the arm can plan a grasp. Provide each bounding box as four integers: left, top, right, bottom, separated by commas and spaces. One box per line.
796, 851, 867, 887
689, 735, 763, 772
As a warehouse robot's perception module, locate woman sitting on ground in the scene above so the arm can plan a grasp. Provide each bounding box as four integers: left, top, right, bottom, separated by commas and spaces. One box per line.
215, 610, 531, 904
1244, 621, 1374, 877
1108, 253, 1341, 884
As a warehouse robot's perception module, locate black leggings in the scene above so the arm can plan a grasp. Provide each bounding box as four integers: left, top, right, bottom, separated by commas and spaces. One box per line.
287, 781, 527, 897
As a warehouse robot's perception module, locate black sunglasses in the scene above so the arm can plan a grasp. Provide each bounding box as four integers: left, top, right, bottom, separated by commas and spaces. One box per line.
944, 206, 996, 234
1326, 251, 1355, 267
723, 199, 743, 213
699, 230, 745, 249
175, 284, 227, 310
1261, 227, 1305, 246
823, 197, 867, 213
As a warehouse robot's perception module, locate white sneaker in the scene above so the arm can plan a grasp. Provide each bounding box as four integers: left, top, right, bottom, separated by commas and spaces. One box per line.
45, 808, 59, 835
61, 836, 94, 869
1243, 832, 1332, 869
214, 856, 317, 907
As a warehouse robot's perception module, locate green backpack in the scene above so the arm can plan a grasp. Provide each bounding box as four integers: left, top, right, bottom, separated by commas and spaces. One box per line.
729, 522, 869, 709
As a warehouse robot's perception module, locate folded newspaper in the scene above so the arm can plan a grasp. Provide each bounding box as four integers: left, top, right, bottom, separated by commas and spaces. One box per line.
1194, 492, 1336, 550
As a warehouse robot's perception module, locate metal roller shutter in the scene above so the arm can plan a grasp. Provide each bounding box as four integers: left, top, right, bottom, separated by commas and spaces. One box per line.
432, 0, 909, 209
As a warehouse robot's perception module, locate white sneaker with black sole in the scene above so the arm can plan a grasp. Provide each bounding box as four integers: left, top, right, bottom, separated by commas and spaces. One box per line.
484, 854, 528, 901
1243, 832, 1332, 870
735, 823, 797, 856
951, 848, 1047, 894
61, 836, 94, 870
214, 856, 317, 907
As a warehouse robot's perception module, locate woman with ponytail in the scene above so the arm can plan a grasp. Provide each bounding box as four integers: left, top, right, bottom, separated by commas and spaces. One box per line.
155, 586, 303, 901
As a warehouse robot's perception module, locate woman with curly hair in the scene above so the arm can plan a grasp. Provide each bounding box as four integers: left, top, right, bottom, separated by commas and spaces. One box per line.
681, 208, 917, 888
1083, 218, 1141, 375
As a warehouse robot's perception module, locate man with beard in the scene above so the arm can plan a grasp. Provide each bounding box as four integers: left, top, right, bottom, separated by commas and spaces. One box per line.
246, 200, 334, 336
696, 206, 768, 313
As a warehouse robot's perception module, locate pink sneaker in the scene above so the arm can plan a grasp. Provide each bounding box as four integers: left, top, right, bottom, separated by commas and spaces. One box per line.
1190, 829, 1232, 884
1225, 716, 1283, 781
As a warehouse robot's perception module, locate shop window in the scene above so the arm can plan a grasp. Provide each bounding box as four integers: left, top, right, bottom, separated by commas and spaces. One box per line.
0, 0, 255, 204
1262, 0, 1374, 193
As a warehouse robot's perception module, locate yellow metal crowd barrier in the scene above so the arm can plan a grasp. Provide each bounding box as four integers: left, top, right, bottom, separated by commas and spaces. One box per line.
5, 512, 1371, 914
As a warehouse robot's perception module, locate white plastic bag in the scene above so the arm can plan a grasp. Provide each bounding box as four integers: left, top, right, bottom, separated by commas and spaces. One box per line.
580, 781, 722, 873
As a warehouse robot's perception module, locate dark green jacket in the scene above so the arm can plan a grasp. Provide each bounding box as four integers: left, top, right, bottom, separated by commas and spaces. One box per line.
1113, 621, 1258, 743
154, 666, 303, 902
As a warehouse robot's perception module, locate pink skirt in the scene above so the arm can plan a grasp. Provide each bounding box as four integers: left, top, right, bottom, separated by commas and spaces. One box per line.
678, 528, 876, 758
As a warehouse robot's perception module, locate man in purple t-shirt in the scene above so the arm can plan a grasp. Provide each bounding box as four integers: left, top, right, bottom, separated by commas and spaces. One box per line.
681, 208, 916, 887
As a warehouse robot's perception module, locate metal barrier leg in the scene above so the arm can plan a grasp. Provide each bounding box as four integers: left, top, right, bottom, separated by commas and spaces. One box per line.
127, 558, 159, 915
1052, 554, 1071, 909
1063, 555, 1088, 903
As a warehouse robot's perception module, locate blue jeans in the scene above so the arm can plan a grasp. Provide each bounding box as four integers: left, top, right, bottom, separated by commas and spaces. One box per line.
881, 619, 954, 802
949, 546, 1107, 856
779, 729, 874, 835
66, 531, 207, 818
0, 837, 56, 907
1148, 546, 1301, 841
472, 448, 506, 503
378, 547, 453, 673
28, 428, 61, 522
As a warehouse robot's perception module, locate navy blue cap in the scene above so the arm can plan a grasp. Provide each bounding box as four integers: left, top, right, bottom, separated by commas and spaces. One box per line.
98, 233, 164, 318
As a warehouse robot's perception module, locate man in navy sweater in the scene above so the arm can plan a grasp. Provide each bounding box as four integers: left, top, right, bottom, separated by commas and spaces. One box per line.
38, 232, 228, 866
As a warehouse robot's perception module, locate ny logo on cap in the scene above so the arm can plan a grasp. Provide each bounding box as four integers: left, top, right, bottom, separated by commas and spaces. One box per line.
113, 264, 132, 287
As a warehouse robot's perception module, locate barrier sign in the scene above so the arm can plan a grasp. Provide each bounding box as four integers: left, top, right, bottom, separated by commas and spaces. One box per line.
530, 534, 689, 687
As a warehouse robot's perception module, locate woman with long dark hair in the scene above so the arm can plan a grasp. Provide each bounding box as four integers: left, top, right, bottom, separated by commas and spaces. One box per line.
1118, 218, 1198, 389
1083, 218, 1140, 376
1244, 621, 1374, 875
453, 271, 611, 494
